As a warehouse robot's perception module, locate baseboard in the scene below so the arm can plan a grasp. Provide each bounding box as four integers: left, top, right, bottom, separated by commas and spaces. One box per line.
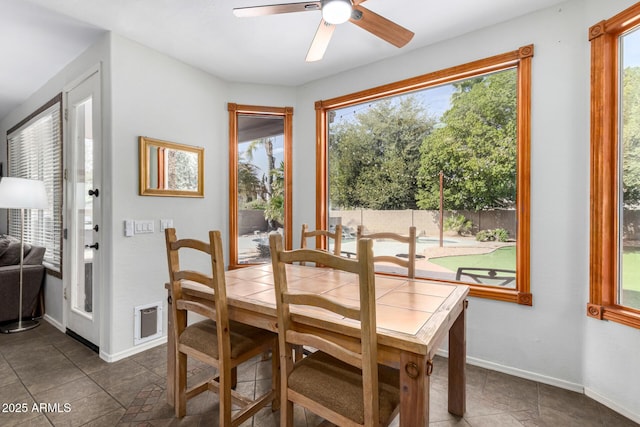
584, 387, 640, 425
99, 335, 167, 362
42, 314, 65, 332
435, 349, 584, 393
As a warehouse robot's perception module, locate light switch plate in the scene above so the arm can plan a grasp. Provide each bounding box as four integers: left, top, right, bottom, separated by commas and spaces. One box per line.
124, 220, 134, 237
160, 219, 173, 231
134, 220, 154, 234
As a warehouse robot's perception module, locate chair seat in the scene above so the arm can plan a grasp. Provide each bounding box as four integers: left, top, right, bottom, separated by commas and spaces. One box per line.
288, 351, 400, 425
179, 319, 275, 360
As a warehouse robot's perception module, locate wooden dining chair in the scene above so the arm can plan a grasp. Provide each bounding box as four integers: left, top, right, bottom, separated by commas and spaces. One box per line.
269, 233, 400, 427
300, 223, 342, 261
165, 228, 279, 425
357, 225, 417, 278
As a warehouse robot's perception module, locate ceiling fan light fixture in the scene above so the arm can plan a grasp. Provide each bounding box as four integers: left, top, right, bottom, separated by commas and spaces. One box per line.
322, 0, 352, 25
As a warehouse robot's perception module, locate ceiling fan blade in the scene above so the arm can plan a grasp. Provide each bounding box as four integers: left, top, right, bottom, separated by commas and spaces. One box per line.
350, 5, 414, 48
233, 2, 321, 18
306, 19, 336, 62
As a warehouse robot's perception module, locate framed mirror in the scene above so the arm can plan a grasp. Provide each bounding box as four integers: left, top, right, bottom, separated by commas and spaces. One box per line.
228, 103, 293, 268
139, 136, 204, 197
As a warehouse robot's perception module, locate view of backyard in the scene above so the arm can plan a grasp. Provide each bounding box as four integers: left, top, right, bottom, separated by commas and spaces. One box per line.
327, 67, 519, 288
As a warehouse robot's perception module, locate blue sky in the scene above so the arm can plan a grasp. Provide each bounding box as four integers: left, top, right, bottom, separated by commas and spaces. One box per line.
331, 82, 455, 126
238, 136, 284, 181
623, 27, 640, 68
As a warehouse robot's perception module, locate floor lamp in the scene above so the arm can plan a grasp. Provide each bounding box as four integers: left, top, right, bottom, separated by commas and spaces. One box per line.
0, 177, 48, 333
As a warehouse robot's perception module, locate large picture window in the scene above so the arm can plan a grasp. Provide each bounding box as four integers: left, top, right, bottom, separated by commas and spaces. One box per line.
6, 94, 63, 274
589, 3, 640, 328
316, 46, 532, 304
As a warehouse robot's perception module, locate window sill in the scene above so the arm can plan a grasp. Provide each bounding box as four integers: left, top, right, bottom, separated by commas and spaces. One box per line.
587, 303, 640, 329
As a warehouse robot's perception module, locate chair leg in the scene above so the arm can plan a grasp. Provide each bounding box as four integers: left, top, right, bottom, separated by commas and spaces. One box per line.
280, 346, 293, 427
218, 366, 232, 427
271, 341, 281, 411
231, 366, 238, 389
281, 400, 293, 427
175, 351, 187, 418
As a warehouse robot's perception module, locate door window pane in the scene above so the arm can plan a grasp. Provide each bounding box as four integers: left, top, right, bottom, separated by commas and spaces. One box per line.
72, 97, 94, 317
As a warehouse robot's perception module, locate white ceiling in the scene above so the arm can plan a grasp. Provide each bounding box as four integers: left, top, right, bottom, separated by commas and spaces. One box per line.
1, 0, 567, 121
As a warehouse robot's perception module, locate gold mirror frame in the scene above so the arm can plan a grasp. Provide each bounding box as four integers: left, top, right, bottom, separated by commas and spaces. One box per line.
228, 103, 293, 268
139, 136, 204, 197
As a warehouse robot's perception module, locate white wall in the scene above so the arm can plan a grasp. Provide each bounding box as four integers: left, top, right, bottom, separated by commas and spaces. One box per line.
294, 0, 639, 421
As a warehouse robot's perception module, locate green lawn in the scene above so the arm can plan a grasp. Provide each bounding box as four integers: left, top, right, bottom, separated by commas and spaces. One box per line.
429, 246, 516, 272
430, 246, 640, 293
622, 248, 640, 292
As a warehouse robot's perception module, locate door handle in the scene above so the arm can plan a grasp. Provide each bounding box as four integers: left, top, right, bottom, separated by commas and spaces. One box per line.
85, 243, 99, 250
88, 188, 99, 197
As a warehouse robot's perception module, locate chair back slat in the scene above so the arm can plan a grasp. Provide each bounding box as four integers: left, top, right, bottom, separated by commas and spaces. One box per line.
285, 330, 363, 369
300, 223, 343, 258
175, 299, 216, 319
173, 270, 214, 287
170, 238, 211, 253
283, 292, 360, 320
279, 247, 359, 273
357, 225, 417, 278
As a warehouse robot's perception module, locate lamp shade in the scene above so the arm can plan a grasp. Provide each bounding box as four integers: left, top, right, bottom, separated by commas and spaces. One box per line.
0, 177, 48, 209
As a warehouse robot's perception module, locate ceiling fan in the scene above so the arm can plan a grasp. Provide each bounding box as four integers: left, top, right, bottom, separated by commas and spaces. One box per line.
233, 0, 414, 62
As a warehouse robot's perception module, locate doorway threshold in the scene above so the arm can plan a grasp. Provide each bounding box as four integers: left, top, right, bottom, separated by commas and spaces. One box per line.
66, 328, 99, 354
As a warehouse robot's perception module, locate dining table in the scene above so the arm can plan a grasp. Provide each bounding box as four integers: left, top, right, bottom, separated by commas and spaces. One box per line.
165, 263, 469, 426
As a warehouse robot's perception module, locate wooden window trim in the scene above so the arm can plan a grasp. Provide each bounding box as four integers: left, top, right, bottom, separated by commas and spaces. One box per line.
316, 46, 533, 305
589, 4, 640, 329
228, 103, 293, 269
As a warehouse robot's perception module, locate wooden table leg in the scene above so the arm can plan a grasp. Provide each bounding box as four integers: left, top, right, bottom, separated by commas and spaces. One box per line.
166, 291, 175, 407
448, 302, 466, 416
399, 351, 430, 426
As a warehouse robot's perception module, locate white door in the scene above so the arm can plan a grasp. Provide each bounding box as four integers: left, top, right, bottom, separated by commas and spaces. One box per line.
65, 70, 101, 348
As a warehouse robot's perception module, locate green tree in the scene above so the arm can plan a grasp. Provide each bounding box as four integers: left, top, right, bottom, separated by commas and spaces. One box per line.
416, 70, 517, 210
237, 161, 264, 207
243, 137, 284, 229
264, 162, 285, 225
622, 66, 640, 206
329, 96, 435, 209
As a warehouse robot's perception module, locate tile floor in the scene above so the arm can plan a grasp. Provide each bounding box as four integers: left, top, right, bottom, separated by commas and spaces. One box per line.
0, 320, 637, 427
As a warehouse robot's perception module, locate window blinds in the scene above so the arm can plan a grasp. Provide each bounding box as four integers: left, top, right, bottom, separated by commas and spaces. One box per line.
7, 98, 63, 272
